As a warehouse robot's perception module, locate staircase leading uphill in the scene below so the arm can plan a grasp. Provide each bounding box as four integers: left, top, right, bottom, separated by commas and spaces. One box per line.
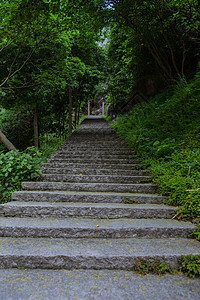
0, 116, 199, 272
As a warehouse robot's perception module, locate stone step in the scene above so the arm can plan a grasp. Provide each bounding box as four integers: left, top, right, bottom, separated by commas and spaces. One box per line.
47, 158, 138, 164
53, 150, 134, 156
63, 141, 127, 146
61, 143, 128, 148
51, 154, 135, 160
60, 146, 132, 152
42, 162, 139, 170
1, 270, 200, 300
0, 237, 199, 270
22, 182, 158, 194
12, 191, 165, 204
0, 216, 195, 238
39, 174, 150, 184
0, 202, 175, 219
40, 167, 147, 176
61, 140, 128, 144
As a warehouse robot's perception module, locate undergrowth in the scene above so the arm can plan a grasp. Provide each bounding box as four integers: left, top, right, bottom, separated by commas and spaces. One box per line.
0, 135, 65, 204
0, 148, 43, 203
0, 116, 85, 204
110, 70, 200, 237
134, 256, 200, 277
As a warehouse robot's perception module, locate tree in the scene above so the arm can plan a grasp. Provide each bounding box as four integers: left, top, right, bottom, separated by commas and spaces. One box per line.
0, 0, 108, 149
111, 0, 200, 80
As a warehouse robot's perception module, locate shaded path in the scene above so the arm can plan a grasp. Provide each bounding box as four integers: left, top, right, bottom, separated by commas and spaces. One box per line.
0, 116, 199, 299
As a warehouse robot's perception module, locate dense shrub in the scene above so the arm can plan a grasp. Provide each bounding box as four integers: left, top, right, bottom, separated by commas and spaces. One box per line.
0, 148, 43, 203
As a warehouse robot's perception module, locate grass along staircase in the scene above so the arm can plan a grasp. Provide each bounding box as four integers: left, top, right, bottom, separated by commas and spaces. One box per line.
0, 116, 199, 272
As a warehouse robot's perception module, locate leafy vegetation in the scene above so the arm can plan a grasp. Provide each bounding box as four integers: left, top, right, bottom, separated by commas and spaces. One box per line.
134, 256, 200, 277
0, 0, 107, 150
179, 256, 200, 278
134, 258, 174, 275
110, 71, 200, 232
107, 0, 200, 104
0, 148, 42, 203
0, 0, 199, 278
0, 134, 66, 203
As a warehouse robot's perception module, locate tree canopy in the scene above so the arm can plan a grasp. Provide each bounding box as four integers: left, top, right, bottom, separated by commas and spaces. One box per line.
0, 0, 199, 149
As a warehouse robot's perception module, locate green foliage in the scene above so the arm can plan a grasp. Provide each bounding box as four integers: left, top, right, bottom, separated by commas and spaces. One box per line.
178, 190, 200, 221
39, 134, 66, 159
106, 0, 200, 107
134, 259, 173, 275
0, 109, 33, 150
110, 74, 200, 231
134, 256, 200, 278
179, 256, 200, 278
0, 1, 108, 149
0, 149, 43, 203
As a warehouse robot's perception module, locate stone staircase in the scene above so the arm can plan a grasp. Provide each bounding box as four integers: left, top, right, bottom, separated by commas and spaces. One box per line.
0, 116, 199, 272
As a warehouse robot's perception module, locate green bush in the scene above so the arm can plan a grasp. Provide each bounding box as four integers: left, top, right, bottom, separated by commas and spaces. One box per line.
0, 149, 43, 203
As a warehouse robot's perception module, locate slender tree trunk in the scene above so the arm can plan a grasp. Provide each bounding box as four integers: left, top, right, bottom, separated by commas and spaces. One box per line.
34, 104, 39, 148
69, 87, 73, 135
78, 94, 82, 123
74, 89, 78, 127
0, 130, 17, 151
88, 100, 90, 116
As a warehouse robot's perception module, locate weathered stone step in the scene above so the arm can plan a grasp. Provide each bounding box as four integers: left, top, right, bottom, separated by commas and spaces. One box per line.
60, 145, 129, 151
0, 237, 199, 270
12, 191, 165, 204
47, 158, 138, 164
60, 146, 132, 152
40, 167, 147, 176
63, 141, 127, 146
0, 202, 175, 219
61, 140, 128, 145
0, 216, 195, 238
22, 182, 158, 193
53, 150, 133, 156
51, 154, 135, 160
39, 174, 150, 184
42, 162, 139, 170
1, 270, 200, 300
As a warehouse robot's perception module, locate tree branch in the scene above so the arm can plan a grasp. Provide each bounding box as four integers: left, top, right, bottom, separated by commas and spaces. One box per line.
0, 39, 15, 54
0, 33, 49, 88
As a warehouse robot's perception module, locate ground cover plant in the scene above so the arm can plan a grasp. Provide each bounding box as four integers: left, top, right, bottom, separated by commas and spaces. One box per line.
0, 135, 65, 204
110, 71, 200, 240
0, 148, 43, 203
0, 114, 85, 204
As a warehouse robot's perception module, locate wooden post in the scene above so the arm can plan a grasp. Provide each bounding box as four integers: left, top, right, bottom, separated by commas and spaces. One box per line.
0, 130, 17, 151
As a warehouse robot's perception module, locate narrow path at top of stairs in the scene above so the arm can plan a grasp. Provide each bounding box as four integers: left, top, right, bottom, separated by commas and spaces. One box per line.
0, 116, 199, 299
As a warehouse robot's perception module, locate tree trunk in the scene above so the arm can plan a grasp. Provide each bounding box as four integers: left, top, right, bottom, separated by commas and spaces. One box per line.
34, 104, 39, 148
0, 130, 17, 151
74, 89, 78, 127
78, 90, 83, 123
88, 100, 90, 116
69, 87, 73, 135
